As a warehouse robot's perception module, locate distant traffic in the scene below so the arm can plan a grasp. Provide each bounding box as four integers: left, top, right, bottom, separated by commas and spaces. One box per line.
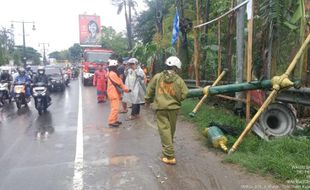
0, 64, 79, 114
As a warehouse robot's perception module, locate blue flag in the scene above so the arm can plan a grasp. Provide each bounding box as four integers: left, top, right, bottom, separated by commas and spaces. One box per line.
171, 9, 180, 46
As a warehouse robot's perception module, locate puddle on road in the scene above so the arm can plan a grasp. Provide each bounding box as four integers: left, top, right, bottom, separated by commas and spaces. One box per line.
89, 155, 139, 167
55, 143, 64, 149
109, 155, 139, 166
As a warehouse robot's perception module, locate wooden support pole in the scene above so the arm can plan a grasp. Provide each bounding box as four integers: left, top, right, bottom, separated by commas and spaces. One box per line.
217, 20, 222, 77
216, 94, 246, 103
246, 2, 253, 123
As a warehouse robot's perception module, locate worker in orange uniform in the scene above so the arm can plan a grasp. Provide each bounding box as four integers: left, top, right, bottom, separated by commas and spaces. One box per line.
107, 60, 130, 127
93, 64, 107, 103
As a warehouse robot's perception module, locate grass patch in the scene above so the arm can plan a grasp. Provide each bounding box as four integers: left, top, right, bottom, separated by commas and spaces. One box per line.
181, 99, 310, 188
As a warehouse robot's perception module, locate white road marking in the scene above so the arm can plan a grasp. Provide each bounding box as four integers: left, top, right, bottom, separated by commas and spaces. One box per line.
73, 80, 84, 190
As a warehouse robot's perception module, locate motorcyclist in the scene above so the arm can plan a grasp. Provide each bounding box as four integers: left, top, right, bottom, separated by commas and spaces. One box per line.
25, 65, 34, 79
0, 67, 13, 94
14, 67, 32, 98
32, 66, 52, 104
64, 67, 72, 85
0, 67, 13, 83
73, 66, 79, 78
66, 67, 72, 79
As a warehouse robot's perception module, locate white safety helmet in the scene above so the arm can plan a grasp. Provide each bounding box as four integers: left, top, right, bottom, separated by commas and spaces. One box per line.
127, 58, 139, 64
165, 56, 182, 69
108, 59, 118, 66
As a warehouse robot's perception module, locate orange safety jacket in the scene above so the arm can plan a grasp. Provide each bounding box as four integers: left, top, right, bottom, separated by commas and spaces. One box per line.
107, 71, 129, 100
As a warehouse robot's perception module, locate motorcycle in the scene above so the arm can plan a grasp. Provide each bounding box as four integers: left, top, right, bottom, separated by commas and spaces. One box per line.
13, 82, 30, 109
0, 80, 11, 106
71, 68, 79, 79
63, 73, 70, 86
32, 82, 51, 115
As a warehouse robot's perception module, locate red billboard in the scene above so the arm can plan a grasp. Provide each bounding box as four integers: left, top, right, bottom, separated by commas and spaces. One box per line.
79, 15, 101, 46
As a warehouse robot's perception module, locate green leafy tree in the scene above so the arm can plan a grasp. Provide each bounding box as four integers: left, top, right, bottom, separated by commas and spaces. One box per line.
101, 26, 128, 56
112, 0, 138, 50
49, 50, 69, 61
48, 51, 61, 60
257, 0, 306, 79
0, 27, 15, 66
129, 0, 307, 83
68, 43, 82, 63
14, 46, 41, 65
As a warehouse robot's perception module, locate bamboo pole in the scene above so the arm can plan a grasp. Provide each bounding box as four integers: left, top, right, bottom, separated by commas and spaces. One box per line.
229, 33, 310, 154
189, 70, 227, 117
177, 37, 180, 56
216, 94, 246, 103
217, 20, 222, 77
295, 0, 306, 81
229, 90, 278, 153
302, 0, 310, 86
246, 4, 253, 123
193, 0, 201, 86
285, 33, 310, 76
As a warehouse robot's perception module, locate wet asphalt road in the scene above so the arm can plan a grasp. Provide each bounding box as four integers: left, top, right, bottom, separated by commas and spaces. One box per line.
0, 79, 286, 190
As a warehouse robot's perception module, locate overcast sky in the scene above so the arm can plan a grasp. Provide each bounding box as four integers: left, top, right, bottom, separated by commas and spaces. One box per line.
0, 0, 146, 54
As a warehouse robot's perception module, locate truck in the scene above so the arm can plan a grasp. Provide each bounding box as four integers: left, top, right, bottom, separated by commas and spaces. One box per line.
81, 48, 114, 86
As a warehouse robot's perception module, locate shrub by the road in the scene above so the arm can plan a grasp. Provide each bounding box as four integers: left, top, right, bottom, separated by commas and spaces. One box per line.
181, 99, 310, 187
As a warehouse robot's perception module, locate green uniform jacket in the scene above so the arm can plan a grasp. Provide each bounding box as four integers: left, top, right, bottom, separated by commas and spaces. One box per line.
145, 70, 188, 110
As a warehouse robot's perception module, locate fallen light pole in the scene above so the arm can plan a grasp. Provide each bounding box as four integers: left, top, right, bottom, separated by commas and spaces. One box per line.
187, 33, 310, 154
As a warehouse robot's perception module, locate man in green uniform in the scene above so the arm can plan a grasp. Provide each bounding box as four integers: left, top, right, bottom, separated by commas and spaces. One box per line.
145, 56, 188, 165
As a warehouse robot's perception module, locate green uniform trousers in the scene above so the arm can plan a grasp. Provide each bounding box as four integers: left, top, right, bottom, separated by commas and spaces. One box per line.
156, 109, 179, 159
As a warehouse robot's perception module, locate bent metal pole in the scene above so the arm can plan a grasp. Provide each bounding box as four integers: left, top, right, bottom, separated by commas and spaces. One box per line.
229, 33, 310, 154
189, 69, 227, 117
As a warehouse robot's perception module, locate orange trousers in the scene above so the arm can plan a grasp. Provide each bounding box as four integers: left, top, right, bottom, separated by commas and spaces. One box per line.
108, 99, 120, 124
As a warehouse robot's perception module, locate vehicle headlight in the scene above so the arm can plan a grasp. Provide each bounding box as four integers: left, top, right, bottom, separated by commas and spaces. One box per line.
84, 73, 90, 78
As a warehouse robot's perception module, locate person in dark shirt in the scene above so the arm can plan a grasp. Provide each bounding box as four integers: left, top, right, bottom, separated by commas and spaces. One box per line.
32, 66, 51, 104
117, 57, 128, 113
0, 67, 13, 82
0, 67, 13, 93
33, 66, 49, 84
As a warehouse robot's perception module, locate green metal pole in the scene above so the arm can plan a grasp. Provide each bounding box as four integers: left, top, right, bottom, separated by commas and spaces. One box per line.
187, 80, 273, 98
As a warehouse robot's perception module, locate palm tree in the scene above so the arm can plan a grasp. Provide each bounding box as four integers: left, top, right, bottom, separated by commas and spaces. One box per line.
112, 0, 138, 50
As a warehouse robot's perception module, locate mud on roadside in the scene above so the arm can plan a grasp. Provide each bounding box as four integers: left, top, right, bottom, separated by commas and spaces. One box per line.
141, 107, 291, 190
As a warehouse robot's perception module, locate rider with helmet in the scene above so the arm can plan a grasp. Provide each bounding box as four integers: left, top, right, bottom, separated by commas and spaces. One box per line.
0, 67, 13, 93
33, 66, 49, 84
32, 66, 52, 104
0, 67, 13, 83
25, 65, 33, 79
14, 67, 32, 98
144, 56, 188, 165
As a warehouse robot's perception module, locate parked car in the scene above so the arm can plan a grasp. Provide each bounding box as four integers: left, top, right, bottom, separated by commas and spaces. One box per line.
45, 68, 66, 92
